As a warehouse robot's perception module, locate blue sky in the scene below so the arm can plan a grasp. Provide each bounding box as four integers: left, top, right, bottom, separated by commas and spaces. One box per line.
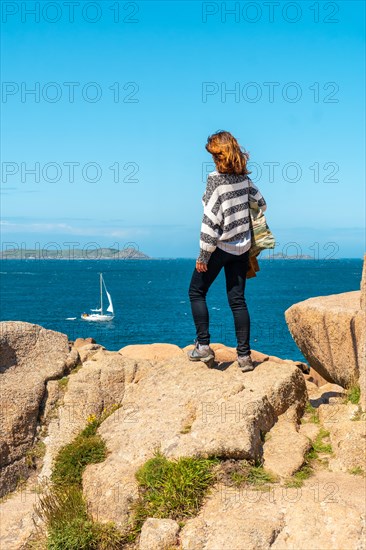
1, 0, 365, 258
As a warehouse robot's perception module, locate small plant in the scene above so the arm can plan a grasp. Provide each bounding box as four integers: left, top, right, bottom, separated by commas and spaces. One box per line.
230, 470, 248, 486
92, 522, 126, 550
57, 377, 69, 391
247, 464, 277, 486
26, 441, 46, 468
302, 402, 319, 424
82, 404, 121, 437
69, 363, 84, 376
348, 466, 365, 476
285, 463, 313, 488
311, 428, 333, 457
180, 424, 192, 434
36, 484, 90, 541
345, 383, 361, 405
80, 415, 100, 438
135, 451, 218, 520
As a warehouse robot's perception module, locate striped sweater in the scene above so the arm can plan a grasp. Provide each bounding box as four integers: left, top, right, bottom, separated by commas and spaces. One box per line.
197, 171, 267, 264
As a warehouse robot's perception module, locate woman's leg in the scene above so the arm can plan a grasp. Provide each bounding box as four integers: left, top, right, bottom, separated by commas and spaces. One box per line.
188, 248, 225, 344
224, 250, 251, 356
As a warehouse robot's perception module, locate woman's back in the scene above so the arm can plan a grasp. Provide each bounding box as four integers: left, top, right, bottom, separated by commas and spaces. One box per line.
200, 171, 266, 258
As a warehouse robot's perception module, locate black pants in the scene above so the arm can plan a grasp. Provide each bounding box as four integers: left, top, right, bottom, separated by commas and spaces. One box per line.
188, 247, 251, 357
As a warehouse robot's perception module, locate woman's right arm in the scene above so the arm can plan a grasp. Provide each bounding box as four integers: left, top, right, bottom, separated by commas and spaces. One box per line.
197, 174, 223, 265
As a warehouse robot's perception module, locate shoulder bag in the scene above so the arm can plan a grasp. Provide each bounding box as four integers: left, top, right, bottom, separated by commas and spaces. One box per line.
248, 201, 276, 257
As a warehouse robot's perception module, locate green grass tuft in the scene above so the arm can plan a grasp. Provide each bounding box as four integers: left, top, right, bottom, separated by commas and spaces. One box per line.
246, 464, 277, 486
51, 435, 106, 488
284, 463, 313, 488
57, 377, 69, 390
348, 466, 365, 476
134, 451, 218, 520
37, 485, 90, 548
36, 485, 124, 550
117, 451, 218, 543
312, 428, 333, 456
302, 402, 320, 424
345, 384, 361, 405
51, 404, 121, 488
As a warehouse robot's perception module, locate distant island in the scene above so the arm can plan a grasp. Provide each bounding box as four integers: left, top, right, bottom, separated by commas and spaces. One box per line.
0, 247, 151, 260
0, 249, 322, 261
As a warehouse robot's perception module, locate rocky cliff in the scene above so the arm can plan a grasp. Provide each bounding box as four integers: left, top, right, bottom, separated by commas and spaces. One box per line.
0, 258, 365, 549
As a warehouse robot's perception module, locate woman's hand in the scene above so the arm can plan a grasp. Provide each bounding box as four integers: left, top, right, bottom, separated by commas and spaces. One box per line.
196, 261, 208, 272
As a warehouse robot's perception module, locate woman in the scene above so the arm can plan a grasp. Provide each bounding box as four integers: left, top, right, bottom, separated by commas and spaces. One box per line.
187, 130, 267, 372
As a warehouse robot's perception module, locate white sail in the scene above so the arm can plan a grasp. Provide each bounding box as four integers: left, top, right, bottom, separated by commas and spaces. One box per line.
81, 273, 114, 322
101, 275, 114, 314
106, 290, 114, 314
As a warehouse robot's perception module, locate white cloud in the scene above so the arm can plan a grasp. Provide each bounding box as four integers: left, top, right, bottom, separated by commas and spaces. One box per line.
0, 218, 149, 239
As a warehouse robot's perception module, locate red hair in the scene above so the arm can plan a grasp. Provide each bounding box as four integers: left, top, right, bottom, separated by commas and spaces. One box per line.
206, 130, 250, 176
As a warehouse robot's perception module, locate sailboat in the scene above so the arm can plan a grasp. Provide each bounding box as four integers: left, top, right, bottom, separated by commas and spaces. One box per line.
81, 273, 114, 322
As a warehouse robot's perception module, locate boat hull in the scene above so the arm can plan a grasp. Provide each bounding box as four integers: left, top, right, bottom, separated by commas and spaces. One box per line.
81, 314, 114, 322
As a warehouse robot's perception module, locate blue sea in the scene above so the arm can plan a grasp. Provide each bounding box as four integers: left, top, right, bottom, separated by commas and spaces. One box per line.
0, 258, 363, 363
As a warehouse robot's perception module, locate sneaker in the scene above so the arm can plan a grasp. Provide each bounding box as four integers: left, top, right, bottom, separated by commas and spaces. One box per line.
237, 354, 254, 372
187, 339, 215, 368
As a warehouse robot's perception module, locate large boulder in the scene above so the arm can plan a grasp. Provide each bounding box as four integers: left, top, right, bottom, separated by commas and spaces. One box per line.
0, 321, 73, 497
285, 254, 366, 409
285, 284, 365, 409
82, 356, 307, 528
